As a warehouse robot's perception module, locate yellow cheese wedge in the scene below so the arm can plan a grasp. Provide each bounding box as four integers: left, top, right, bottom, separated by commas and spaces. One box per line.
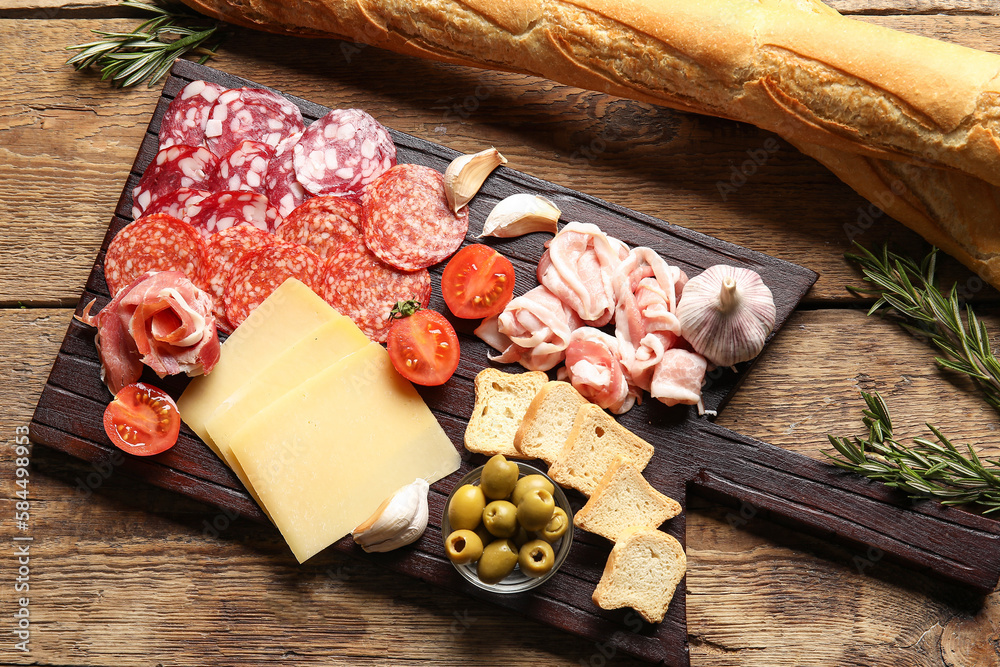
228, 342, 461, 563
205, 316, 370, 496
177, 278, 340, 457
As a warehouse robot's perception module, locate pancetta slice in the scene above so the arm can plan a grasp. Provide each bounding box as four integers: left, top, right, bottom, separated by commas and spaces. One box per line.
649, 348, 708, 412
475, 285, 582, 371
557, 327, 638, 414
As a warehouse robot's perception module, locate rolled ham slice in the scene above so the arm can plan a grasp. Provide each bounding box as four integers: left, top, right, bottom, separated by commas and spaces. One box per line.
650, 348, 708, 412
557, 327, 638, 415
475, 285, 582, 371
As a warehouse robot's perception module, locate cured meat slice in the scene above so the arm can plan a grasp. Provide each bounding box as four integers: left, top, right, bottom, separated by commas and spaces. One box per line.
200, 225, 274, 333
264, 132, 310, 217
204, 87, 305, 157
321, 244, 431, 342
292, 108, 396, 198
223, 241, 324, 328
361, 164, 468, 271
185, 191, 281, 238
131, 145, 218, 219
103, 214, 207, 296
141, 187, 211, 224
158, 80, 226, 150
275, 196, 363, 258
211, 140, 275, 194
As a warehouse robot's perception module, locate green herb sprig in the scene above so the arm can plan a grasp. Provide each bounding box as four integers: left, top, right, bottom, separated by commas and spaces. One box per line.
66, 1, 223, 88
826, 391, 1000, 513
846, 243, 1000, 411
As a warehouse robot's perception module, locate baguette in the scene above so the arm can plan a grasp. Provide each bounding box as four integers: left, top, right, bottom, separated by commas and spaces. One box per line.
182, 0, 1000, 284
592, 526, 686, 624
464, 368, 548, 458
513, 381, 589, 464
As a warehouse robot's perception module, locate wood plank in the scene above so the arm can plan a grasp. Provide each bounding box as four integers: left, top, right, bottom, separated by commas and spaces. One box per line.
3, 18, 999, 306
834, 0, 1000, 13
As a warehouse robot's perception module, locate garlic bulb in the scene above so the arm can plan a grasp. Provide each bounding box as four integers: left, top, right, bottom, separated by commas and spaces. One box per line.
443, 147, 507, 213
676, 265, 776, 367
479, 194, 560, 238
351, 478, 430, 553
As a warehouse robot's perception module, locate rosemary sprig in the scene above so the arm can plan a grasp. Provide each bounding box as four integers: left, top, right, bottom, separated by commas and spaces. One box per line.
846, 243, 1000, 411
826, 391, 1000, 512
66, 1, 224, 88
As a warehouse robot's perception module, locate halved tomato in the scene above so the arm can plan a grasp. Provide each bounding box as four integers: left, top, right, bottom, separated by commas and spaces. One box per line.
388, 304, 461, 386
441, 244, 515, 320
103, 382, 181, 456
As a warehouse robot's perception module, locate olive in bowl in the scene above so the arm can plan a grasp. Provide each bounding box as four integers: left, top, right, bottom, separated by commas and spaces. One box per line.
441, 457, 573, 593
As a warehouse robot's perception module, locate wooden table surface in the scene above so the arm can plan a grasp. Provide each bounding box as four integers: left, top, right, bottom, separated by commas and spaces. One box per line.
4, 1, 1000, 665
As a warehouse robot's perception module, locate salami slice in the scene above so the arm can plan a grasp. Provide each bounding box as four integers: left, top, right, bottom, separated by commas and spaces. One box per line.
200, 225, 275, 333
158, 80, 226, 150
204, 88, 305, 157
223, 241, 324, 328
186, 191, 281, 238
264, 132, 310, 217
211, 140, 275, 194
292, 108, 396, 198
141, 187, 211, 224
321, 244, 432, 342
104, 214, 207, 296
275, 196, 363, 258
361, 163, 469, 271
132, 145, 218, 219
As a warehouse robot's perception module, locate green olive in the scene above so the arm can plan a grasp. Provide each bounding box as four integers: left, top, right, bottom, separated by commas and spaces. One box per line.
512, 525, 534, 548
511, 474, 555, 506
448, 484, 485, 531
538, 507, 569, 542
444, 529, 484, 565
482, 500, 519, 538
518, 539, 556, 577
474, 522, 494, 549
516, 488, 556, 531
480, 454, 519, 500
477, 539, 519, 584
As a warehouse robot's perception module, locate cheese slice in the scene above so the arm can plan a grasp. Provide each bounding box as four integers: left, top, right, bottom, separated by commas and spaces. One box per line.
227, 342, 461, 563
205, 316, 370, 495
177, 278, 340, 457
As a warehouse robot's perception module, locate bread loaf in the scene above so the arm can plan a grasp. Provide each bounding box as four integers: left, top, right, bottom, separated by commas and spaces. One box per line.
181, 0, 1000, 284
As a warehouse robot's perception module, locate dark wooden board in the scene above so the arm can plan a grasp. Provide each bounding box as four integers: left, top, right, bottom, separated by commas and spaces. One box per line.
27, 59, 1000, 666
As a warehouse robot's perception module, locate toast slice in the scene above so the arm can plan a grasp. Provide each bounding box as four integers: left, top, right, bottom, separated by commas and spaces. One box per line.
592, 527, 687, 624
464, 368, 548, 457
513, 381, 589, 464
547, 404, 654, 496
574, 456, 681, 541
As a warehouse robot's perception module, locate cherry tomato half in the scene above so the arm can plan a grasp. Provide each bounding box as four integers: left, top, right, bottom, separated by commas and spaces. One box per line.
103, 382, 181, 456
388, 308, 461, 386
441, 244, 515, 320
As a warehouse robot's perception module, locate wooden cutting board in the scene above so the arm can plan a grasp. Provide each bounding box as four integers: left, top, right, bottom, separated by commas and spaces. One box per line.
28, 59, 1000, 667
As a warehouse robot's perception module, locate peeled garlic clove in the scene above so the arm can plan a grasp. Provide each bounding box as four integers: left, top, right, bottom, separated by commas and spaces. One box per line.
352, 478, 430, 553
676, 265, 776, 367
479, 194, 561, 238
444, 147, 507, 213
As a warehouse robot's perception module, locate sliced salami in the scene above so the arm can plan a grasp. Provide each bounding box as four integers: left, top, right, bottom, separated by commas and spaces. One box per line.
186, 191, 281, 238
141, 187, 211, 224
104, 214, 207, 296
211, 140, 275, 193
132, 145, 218, 219
264, 132, 310, 217
275, 196, 363, 258
361, 163, 469, 271
200, 225, 275, 333
223, 241, 324, 328
158, 80, 226, 150
204, 88, 304, 157
321, 244, 432, 342
292, 108, 396, 198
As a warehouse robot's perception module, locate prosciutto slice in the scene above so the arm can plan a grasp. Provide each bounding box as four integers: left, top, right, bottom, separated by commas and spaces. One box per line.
649, 348, 708, 411
613, 247, 688, 391
537, 221, 628, 327
475, 285, 582, 371
77, 271, 221, 394
558, 327, 638, 414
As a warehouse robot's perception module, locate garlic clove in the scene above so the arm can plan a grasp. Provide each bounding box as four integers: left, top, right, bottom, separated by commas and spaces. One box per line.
675, 265, 776, 367
479, 194, 561, 238
352, 478, 430, 553
443, 147, 507, 213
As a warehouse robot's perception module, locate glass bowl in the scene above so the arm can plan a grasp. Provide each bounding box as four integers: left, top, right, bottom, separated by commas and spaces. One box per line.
441, 461, 574, 593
